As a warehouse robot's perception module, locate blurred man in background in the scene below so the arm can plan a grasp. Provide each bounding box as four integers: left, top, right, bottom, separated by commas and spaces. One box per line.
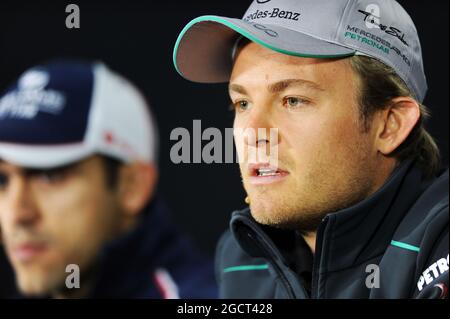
0, 60, 217, 298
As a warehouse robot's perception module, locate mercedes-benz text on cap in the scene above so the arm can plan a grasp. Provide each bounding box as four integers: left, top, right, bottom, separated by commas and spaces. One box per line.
173, 0, 426, 102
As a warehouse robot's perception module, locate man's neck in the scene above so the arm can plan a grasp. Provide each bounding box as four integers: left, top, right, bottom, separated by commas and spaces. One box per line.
302, 232, 317, 254
300, 160, 399, 255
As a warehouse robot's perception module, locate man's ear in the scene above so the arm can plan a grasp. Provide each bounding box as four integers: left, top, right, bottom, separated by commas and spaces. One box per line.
117, 162, 158, 216
375, 97, 420, 155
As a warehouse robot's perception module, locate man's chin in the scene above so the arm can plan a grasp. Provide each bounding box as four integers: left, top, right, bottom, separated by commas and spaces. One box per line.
249, 198, 326, 233
15, 268, 64, 297
249, 199, 291, 227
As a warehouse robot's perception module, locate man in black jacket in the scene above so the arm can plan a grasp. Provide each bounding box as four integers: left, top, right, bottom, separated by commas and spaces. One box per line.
172, 0, 448, 298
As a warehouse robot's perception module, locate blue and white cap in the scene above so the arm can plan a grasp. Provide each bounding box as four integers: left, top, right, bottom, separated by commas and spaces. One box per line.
0, 60, 157, 168
174, 0, 427, 102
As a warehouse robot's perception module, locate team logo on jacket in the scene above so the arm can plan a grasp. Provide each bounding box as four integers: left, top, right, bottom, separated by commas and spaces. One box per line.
417, 254, 449, 291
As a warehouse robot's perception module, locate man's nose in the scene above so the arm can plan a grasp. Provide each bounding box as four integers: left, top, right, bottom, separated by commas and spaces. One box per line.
242, 107, 279, 148
6, 177, 39, 227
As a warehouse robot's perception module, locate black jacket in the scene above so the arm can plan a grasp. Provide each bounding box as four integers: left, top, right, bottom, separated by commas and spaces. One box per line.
216, 160, 448, 298
87, 198, 218, 298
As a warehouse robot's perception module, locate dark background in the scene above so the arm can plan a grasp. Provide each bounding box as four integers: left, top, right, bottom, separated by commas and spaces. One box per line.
0, 1, 448, 292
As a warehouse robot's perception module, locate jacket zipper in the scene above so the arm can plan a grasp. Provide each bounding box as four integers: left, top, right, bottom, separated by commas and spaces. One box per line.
311, 215, 331, 299
270, 260, 296, 299
247, 230, 297, 299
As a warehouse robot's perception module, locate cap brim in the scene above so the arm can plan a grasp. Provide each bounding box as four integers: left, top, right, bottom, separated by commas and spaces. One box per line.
174, 15, 356, 83
0, 142, 94, 169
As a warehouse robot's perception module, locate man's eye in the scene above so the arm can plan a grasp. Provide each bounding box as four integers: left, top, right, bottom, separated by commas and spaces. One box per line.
232, 100, 251, 112
283, 96, 310, 109
0, 173, 9, 190
35, 170, 66, 184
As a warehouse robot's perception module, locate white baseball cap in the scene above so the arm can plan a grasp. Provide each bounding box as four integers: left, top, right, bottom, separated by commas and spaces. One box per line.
0, 59, 157, 168
173, 0, 427, 102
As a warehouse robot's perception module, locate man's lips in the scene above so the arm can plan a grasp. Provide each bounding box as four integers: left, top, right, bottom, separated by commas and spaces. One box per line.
11, 242, 48, 262
247, 163, 289, 185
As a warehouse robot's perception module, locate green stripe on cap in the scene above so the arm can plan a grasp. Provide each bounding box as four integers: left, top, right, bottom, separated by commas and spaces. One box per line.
173, 15, 356, 79
223, 264, 269, 273
390, 240, 420, 252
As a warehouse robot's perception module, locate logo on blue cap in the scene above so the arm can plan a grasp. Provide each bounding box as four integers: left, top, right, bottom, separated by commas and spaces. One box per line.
0, 69, 66, 120
0, 60, 94, 145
